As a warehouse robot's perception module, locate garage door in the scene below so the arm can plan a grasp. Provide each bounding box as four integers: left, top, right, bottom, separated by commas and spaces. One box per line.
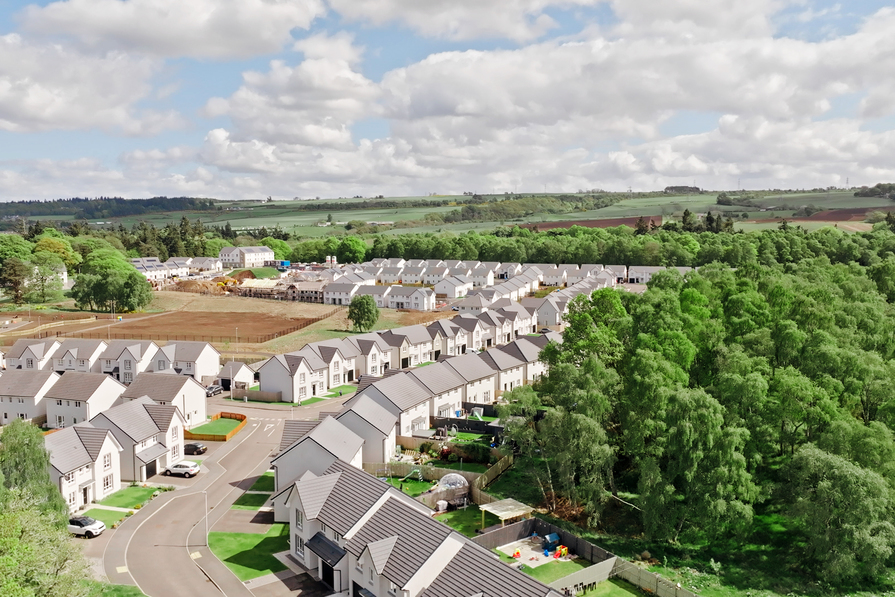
145, 460, 157, 478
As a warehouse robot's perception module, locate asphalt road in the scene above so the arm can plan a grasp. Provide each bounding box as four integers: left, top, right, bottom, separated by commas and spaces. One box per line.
103, 416, 285, 597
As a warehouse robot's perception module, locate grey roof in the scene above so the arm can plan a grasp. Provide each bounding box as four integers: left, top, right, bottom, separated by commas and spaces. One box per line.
274, 417, 363, 464
345, 496, 451, 587
336, 395, 397, 436
0, 369, 58, 397
380, 325, 431, 346
120, 372, 203, 402
355, 285, 390, 296
323, 283, 359, 293
294, 471, 341, 519
45, 372, 124, 402
278, 420, 320, 452
427, 319, 461, 339
50, 339, 107, 361
477, 311, 507, 327
496, 339, 542, 364
6, 338, 58, 359
143, 403, 177, 431
92, 396, 166, 441
441, 354, 497, 383
161, 341, 219, 361
420, 542, 556, 597
457, 295, 490, 308
100, 340, 157, 360
219, 361, 251, 379
478, 349, 525, 372
408, 362, 466, 395
451, 315, 485, 333
45, 423, 114, 475
388, 286, 431, 297
306, 531, 346, 567
366, 536, 399, 574
362, 374, 431, 411
135, 441, 168, 464
317, 460, 392, 535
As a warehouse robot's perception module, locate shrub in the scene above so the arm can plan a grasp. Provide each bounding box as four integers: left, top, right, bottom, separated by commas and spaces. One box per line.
419, 442, 433, 455
448, 453, 459, 463
134, 504, 142, 510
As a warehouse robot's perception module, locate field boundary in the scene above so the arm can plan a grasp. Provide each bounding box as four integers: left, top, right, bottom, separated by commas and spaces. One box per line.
185, 412, 247, 442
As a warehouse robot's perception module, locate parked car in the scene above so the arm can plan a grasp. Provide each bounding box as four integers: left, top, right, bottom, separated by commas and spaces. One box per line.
165, 461, 201, 478
205, 384, 223, 397
539, 328, 552, 333
451, 306, 460, 311
184, 442, 207, 456
68, 516, 106, 538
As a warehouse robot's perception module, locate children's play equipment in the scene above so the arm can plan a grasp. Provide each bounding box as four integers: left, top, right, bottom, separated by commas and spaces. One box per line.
401, 468, 423, 482
543, 533, 560, 552
553, 546, 568, 558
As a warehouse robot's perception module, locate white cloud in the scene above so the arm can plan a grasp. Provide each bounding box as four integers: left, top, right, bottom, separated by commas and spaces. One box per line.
204, 33, 378, 148
0, 34, 182, 134
327, 0, 601, 42
20, 0, 326, 59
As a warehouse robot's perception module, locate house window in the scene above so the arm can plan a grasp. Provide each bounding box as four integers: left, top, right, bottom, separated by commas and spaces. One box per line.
103, 475, 113, 491
124, 360, 132, 370
17, 397, 23, 403
68, 492, 76, 505
299, 372, 306, 384
104, 453, 112, 470
483, 391, 490, 401
332, 374, 339, 386
371, 354, 377, 363
369, 566, 374, 583
75, 401, 82, 408
356, 558, 363, 572
172, 427, 179, 441
295, 509, 303, 529
438, 406, 451, 418
57, 359, 64, 366
333, 361, 340, 372
294, 536, 305, 558
56, 415, 64, 428
105, 360, 112, 367
333, 530, 342, 542
25, 358, 33, 368
299, 387, 307, 399
79, 359, 86, 367
124, 373, 132, 383
64, 472, 74, 483
389, 581, 398, 594
158, 360, 166, 370
171, 445, 179, 459
17, 413, 25, 420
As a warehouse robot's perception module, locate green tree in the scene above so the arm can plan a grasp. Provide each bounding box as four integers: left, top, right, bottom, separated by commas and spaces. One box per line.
26, 251, 64, 303
204, 237, 233, 258
0, 420, 68, 526
33, 236, 82, 272
0, 234, 33, 267
347, 295, 379, 332
260, 237, 291, 261
337, 236, 367, 264
0, 257, 31, 305
786, 445, 895, 582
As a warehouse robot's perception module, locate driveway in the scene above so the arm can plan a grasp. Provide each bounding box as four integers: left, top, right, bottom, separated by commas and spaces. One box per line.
103, 417, 286, 597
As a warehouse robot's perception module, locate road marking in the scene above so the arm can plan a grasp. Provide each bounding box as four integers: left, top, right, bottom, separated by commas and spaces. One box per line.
116, 566, 128, 574
190, 552, 202, 560
264, 424, 274, 433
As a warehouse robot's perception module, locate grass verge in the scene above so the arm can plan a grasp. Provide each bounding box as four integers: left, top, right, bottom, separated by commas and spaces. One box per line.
89, 582, 147, 596
82, 508, 129, 529
99, 486, 157, 509
231, 493, 270, 510
248, 472, 275, 492
189, 417, 242, 435
300, 397, 327, 405
208, 523, 289, 581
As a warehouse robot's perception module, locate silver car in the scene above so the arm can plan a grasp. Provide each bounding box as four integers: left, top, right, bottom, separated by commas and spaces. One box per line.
68, 516, 106, 538
165, 461, 201, 478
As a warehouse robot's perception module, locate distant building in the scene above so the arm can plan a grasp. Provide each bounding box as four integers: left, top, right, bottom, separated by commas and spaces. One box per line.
218, 246, 275, 269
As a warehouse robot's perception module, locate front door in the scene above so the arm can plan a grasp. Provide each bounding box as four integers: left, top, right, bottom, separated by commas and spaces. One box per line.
145, 460, 157, 479
82, 487, 89, 506
401, 357, 409, 369
322, 564, 334, 588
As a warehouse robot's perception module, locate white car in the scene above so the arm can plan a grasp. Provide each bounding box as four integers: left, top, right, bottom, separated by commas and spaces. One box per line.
68, 516, 106, 538
164, 461, 201, 478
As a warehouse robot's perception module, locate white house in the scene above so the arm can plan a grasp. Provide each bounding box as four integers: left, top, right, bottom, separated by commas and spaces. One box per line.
150, 341, 221, 383
542, 267, 567, 287
90, 396, 186, 481
387, 286, 435, 311
627, 266, 694, 284
50, 339, 108, 374
478, 350, 526, 396
377, 267, 404, 285
217, 361, 255, 391
379, 326, 435, 369
0, 369, 60, 426
469, 268, 495, 288
258, 351, 329, 403
334, 395, 398, 463
423, 266, 450, 285
434, 276, 473, 299
345, 333, 392, 377
99, 340, 159, 385
219, 246, 275, 269
45, 372, 126, 429
427, 319, 470, 358
400, 266, 427, 284
323, 282, 359, 305
5, 338, 60, 371
342, 373, 433, 437
455, 294, 490, 313
354, 285, 392, 308
119, 372, 208, 429
45, 424, 124, 513
407, 361, 465, 419
441, 353, 498, 404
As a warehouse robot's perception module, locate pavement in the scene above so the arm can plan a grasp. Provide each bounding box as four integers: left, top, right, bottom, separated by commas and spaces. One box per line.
97, 414, 327, 597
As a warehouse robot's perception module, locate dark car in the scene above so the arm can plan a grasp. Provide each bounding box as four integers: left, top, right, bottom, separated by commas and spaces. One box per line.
205, 384, 223, 397
539, 328, 552, 334
184, 442, 207, 456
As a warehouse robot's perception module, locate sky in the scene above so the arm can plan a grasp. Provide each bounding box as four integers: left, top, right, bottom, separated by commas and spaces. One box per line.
0, 0, 893, 201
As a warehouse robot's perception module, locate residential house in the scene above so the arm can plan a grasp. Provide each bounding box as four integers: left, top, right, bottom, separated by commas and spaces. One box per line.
426, 319, 469, 358
455, 294, 490, 313
387, 286, 435, 311
150, 341, 221, 383
189, 257, 224, 274
131, 257, 180, 283
343, 373, 432, 437
441, 353, 498, 404
354, 285, 392, 308
99, 340, 159, 385
0, 369, 60, 426
285, 280, 327, 303
434, 276, 473, 299
6, 338, 60, 370
627, 265, 693, 284
216, 361, 255, 391
45, 424, 124, 513
447, 266, 473, 280
422, 266, 450, 285
449, 315, 487, 352
50, 339, 107, 374
399, 266, 427, 284
498, 262, 523, 279
340, 271, 377, 286
478, 349, 526, 396
567, 263, 603, 285
323, 282, 359, 305
218, 246, 275, 269
542, 267, 567, 287
379, 326, 435, 369
407, 361, 465, 419
270, 416, 364, 521
45, 372, 126, 429
302, 339, 359, 386
477, 310, 513, 346
119, 372, 207, 429
90, 396, 186, 481
492, 299, 538, 336
496, 335, 556, 383
344, 333, 392, 377
377, 267, 404, 285
258, 351, 329, 403
603, 265, 628, 284
334, 395, 398, 463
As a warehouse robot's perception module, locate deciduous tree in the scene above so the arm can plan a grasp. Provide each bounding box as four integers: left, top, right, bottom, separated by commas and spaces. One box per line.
347, 295, 379, 332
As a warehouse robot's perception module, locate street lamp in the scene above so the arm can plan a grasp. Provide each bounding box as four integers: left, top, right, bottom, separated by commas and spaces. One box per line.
235, 327, 238, 359
203, 490, 209, 546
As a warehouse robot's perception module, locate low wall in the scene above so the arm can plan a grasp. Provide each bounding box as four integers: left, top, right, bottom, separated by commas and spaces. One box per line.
611, 559, 697, 597
549, 556, 617, 592
231, 388, 283, 403
185, 412, 247, 442
431, 416, 499, 435
461, 402, 500, 418
363, 461, 481, 486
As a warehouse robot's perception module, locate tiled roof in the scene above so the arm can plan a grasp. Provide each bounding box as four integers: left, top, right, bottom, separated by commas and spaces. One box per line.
0, 369, 58, 397
50, 339, 107, 361
408, 362, 466, 395
45, 372, 124, 402
336, 395, 397, 436
317, 460, 391, 535
120, 372, 203, 402
278, 420, 320, 452
6, 338, 58, 359
45, 423, 113, 475
441, 353, 497, 383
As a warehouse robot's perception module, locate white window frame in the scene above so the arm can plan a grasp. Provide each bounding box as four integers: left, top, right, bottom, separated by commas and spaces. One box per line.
104, 453, 112, 470
103, 474, 113, 491
295, 509, 303, 530
294, 535, 305, 558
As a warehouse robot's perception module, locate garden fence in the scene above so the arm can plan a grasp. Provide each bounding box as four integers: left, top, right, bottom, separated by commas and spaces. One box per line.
184, 412, 247, 442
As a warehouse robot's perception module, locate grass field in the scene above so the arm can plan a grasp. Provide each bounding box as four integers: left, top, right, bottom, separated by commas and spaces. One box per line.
82, 508, 129, 528
300, 397, 327, 405
248, 472, 275, 492
189, 417, 242, 435
99, 486, 157, 509
208, 523, 290, 582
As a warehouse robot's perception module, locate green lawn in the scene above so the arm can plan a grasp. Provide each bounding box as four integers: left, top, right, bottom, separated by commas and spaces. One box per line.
231, 492, 270, 510
487, 456, 551, 507
519, 558, 593, 584
189, 417, 243, 435
99, 486, 157, 509
493, 548, 517, 564
322, 384, 355, 397
385, 476, 435, 498
82, 508, 128, 529
229, 267, 281, 279
435, 505, 500, 537
208, 523, 290, 581
248, 472, 275, 492
580, 579, 643, 597
301, 397, 327, 405
428, 460, 489, 473
90, 582, 147, 597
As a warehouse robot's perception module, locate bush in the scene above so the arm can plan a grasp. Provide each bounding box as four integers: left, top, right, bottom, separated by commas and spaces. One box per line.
448, 453, 459, 463
456, 441, 492, 464
419, 442, 433, 455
